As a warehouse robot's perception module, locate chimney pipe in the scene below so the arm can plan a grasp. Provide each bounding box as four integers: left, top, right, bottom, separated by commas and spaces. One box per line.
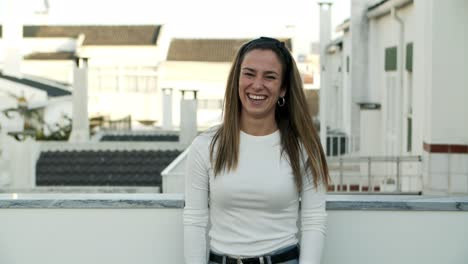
179, 90, 198, 145
69, 57, 90, 142
162, 88, 173, 130
318, 1, 333, 152
2, 0, 23, 78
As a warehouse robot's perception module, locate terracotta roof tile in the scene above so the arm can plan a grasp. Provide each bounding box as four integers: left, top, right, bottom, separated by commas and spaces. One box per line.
24, 52, 76, 60
22, 25, 161, 45
167, 38, 292, 62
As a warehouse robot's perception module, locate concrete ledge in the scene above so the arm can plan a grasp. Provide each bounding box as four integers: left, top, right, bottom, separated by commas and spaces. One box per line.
1, 193, 467, 211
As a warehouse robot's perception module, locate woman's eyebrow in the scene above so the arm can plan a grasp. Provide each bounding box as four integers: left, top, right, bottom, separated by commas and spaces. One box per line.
242, 67, 279, 76
241, 67, 255, 72
264, 71, 279, 76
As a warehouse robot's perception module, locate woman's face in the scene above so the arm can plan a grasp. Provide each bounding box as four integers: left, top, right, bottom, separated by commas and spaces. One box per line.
238, 49, 286, 122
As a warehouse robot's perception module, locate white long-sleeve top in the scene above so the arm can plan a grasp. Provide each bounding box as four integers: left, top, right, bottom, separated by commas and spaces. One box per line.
184, 129, 327, 264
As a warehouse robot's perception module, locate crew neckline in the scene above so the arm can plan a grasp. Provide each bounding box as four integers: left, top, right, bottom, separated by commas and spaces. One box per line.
240, 129, 280, 141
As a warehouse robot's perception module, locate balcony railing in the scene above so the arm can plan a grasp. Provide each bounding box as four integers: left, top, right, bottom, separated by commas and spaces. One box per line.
327, 156, 422, 194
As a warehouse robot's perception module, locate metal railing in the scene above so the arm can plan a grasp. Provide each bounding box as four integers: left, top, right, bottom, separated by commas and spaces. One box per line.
326, 155, 422, 194
326, 134, 360, 157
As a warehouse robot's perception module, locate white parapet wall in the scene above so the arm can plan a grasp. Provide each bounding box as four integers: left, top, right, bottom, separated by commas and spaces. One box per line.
161, 148, 188, 193
0, 194, 467, 264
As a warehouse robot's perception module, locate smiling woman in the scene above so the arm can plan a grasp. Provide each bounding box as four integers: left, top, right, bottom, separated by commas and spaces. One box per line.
184, 37, 330, 264
238, 49, 286, 130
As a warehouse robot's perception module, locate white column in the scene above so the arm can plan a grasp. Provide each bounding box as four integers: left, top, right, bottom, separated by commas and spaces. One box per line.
69, 58, 90, 143
162, 88, 173, 130
318, 1, 332, 153
0, 131, 11, 187
2, 0, 23, 78
9, 138, 36, 188
179, 90, 198, 146
414, 0, 468, 195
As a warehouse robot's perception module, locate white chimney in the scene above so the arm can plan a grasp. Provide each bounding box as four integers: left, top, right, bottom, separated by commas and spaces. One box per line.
179, 90, 198, 145
2, 0, 23, 78
69, 57, 90, 143
318, 1, 333, 151
162, 88, 173, 130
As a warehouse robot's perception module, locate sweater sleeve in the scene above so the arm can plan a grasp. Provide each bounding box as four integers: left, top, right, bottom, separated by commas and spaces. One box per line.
184, 137, 210, 264
299, 178, 327, 264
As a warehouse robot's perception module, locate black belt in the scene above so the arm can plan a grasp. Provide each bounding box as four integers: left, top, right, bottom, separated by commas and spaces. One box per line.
209, 245, 299, 264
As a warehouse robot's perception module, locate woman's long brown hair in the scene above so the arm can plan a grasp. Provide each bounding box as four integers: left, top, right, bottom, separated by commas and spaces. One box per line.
209, 37, 329, 192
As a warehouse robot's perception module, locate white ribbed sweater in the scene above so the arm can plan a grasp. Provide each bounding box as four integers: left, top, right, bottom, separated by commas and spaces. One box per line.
184, 129, 327, 264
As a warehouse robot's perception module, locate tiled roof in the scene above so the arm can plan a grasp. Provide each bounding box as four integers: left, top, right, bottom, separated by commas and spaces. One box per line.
100, 134, 179, 142
20, 25, 161, 45
0, 72, 71, 97
24, 52, 76, 60
167, 38, 293, 62
36, 150, 181, 187
367, 0, 388, 11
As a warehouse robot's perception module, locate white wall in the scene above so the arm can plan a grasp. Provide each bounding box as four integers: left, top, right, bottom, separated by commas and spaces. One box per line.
360, 109, 382, 156
88, 92, 158, 121
159, 61, 230, 97
323, 210, 468, 264
2, 138, 38, 188
0, 208, 184, 264
413, 0, 468, 146
22, 60, 75, 84
371, 3, 416, 157
80, 46, 160, 66
158, 61, 230, 128
326, 49, 343, 131
22, 38, 77, 53
0, 207, 467, 264
428, 0, 468, 144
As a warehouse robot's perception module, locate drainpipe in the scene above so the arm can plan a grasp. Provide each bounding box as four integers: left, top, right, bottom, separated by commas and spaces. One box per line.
391, 7, 405, 156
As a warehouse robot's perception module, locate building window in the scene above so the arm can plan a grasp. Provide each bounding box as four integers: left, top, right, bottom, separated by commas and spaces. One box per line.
89, 66, 157, 93
406, 42, 413, 72
385, 46, 397, 72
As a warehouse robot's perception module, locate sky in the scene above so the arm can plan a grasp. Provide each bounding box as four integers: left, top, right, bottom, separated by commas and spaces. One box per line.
0, 0, 351, 54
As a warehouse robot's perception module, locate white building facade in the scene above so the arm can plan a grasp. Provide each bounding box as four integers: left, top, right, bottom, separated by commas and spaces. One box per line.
322, 0, 468, 194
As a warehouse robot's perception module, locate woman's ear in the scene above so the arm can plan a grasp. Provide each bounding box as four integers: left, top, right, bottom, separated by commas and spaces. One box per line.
280, 87, 287, 98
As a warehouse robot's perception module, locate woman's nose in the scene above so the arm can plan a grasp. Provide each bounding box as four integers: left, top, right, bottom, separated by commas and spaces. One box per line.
252, 77, 264, 89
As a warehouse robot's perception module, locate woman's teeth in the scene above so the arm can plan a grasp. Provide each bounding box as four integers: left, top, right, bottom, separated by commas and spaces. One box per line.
248, 94, 266, 100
